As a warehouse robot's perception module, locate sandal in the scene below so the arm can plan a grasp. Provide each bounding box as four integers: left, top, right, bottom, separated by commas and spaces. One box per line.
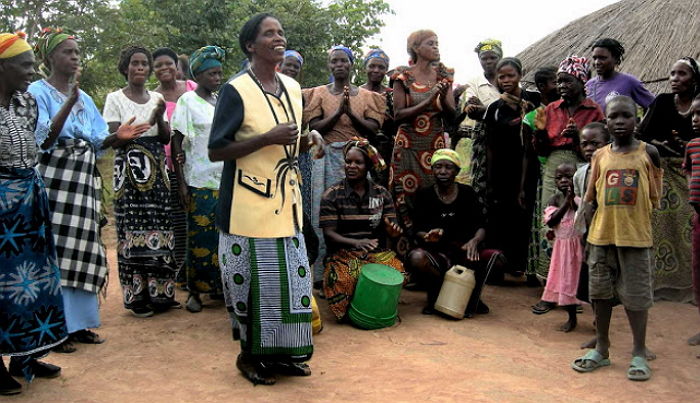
572, 350, 610, 373
263, 361, 311, 377
236, 354, 276, 386
531, 301, 554, 315
571, 350, 610, 372
52, 340, 77, 354
186, 294, 203, 313
72, 330, 105, 344
627, 356, 651, 381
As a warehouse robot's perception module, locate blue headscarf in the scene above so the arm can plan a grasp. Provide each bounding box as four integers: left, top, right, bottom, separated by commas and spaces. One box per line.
189, 45, 225, 77
284, 49, 304, 66
328, 45, 355, 64
364, 48, 390, 67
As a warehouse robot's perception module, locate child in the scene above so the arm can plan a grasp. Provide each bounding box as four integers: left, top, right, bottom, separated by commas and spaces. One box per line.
540, 162, 582, 332
571, 95, 662, 381
683, 94, 700, 357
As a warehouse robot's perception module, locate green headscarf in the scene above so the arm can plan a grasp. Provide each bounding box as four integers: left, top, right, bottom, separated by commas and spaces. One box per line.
35, 27, 76, 75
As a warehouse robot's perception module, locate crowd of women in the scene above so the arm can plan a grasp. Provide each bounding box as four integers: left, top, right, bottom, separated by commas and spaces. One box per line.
1, 11, 699, 393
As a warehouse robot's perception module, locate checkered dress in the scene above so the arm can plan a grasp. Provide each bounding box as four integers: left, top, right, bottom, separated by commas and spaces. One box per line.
37, 139, 108, 294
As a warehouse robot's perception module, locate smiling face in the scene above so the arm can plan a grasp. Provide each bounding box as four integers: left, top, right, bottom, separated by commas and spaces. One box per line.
432, 160, 458, 185
365, 58, 388, 85
0, 51, 36, 93
127, 52, 151, 85
669, 61, 696, 95
154, 54, 178, 84
48, 38, 80, 76
328, 50, 352, 81
606, 99, 637, 142
344, 148, 368, 180
497, 64, 521, 95
279, 56, 301, 79
592, 47, 617, 78
247, 17, 286, 65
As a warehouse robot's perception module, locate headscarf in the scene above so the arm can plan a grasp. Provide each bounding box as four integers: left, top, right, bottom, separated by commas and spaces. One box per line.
364, 48, 389, 67
343, 138, 386, 172
0, 32, 32, 59
34, 27, 75, 74
328, 45, 355, 64
558, 55, 591, 84
189, 45, 225, 77
677, 57, 700, 80
474, 39, 503, 58
430, 148, 462, 168
284, 50, 304, 66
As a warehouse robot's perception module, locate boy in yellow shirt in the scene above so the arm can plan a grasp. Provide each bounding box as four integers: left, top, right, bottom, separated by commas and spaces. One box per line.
571, 96, 662, 381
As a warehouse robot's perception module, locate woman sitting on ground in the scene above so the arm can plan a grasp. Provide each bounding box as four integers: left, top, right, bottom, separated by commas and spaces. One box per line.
320, 139, 405, 320
407, 149, 493, 317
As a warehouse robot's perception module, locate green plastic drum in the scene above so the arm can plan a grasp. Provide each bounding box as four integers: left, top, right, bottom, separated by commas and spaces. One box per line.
348, 263, 404, 330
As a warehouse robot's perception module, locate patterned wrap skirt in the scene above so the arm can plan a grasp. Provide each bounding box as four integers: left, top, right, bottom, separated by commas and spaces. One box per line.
323, 248, 405, 320
0, 167, 68, 379
219, 231, 313, 362
113, 137, 176, 309
185, 187, 222, 294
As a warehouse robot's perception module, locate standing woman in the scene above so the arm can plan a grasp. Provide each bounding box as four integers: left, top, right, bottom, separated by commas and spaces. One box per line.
456, 39, 503, 195
103, 46, 176, 317
28, 28, 108, 353
304, 45, 385, 278
586, 38, 655, 112
361, 48, 395, 187
153, 47, 196, 281
170, 46, 225, 313
639, 57, 700, 301
483, 57, 540, 275
390, 30, 455, 255
209, 14, 323, 385
530, 56, 604, 284
0, 32, 67, 394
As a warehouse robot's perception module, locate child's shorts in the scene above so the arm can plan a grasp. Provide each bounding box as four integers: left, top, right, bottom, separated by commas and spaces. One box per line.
587, 245, 653, 311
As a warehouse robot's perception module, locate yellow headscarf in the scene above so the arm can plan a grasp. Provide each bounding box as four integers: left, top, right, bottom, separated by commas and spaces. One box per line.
0, 32, 32, 59
430, 148, 462, 168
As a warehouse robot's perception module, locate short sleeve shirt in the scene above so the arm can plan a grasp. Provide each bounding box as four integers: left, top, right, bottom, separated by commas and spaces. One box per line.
683, 138, 700, 204
103, 90, 167, 137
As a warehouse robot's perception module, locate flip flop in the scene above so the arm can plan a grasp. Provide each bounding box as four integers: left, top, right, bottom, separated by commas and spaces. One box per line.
531, 301, 554, 315
627, 356, 651, 381
571, 350, 611, 373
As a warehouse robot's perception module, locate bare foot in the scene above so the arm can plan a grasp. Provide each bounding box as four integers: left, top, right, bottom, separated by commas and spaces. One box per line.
236, 353, 276, 385
580, 337, 596, 349
688, 332, 700, 346
558, 318, 577, 332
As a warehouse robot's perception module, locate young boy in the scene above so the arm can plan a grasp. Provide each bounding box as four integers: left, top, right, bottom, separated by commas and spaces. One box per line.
571, 95, 662, 381
683, 94, 700, 357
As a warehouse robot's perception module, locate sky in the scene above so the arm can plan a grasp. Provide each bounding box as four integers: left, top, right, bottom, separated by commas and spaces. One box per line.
368, 0, 620, 84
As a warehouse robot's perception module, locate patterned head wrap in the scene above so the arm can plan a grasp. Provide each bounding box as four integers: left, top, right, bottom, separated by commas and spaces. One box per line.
329, 45, 355, 64
474, 39, 503, 58
284, 50, 304, 66
364, 48, 390, 67
558, 55, 591, 84
343, 138, 386, 172
430, 148, 462, 168
34, 27, 76, 74
0, 32, 32, 59
677, 57, 700, 79
189, 45, 225, 78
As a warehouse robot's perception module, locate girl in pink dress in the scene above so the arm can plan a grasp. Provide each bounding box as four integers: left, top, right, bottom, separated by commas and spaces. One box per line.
541, 162, 583, 332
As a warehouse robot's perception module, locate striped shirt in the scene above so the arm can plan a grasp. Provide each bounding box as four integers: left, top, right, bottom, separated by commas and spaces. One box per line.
683, 138, 700, 204
319, 178, 397, 252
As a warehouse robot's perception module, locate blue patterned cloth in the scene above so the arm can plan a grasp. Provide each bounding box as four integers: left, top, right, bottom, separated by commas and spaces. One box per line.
0, 167, 68, 380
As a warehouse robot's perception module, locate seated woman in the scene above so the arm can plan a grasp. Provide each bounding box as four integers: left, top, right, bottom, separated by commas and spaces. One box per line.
320, 139, 404, 320
407, 149, 494, 317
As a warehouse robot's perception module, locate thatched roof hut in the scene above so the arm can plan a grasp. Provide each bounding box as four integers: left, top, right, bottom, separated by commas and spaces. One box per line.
516, 0, 700, 95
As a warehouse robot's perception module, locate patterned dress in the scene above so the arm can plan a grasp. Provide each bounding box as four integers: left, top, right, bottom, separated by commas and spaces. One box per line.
389, 64, 453, 256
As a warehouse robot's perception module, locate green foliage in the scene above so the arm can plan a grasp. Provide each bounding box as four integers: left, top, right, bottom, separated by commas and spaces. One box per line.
0, 0, 392, 106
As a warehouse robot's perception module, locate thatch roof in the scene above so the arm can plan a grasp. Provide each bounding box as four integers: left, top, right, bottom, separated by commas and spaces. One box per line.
516, 0, 700, 94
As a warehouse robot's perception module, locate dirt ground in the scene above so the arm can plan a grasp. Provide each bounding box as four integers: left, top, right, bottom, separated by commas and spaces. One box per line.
6, 223, 700, 402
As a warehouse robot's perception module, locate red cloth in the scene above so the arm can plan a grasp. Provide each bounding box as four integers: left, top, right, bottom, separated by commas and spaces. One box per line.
544, 98, 604, 149
693, 214, 700, 314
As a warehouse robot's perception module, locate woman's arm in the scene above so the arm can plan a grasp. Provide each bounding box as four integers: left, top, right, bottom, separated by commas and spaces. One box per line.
392, 79, 442, 123
171, 130, 188, 208
308, 92, 344, 134
102, 119, 150, 149
40, 84, 80, 150
440, 83, 456, 118
323, 226, 378, 252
